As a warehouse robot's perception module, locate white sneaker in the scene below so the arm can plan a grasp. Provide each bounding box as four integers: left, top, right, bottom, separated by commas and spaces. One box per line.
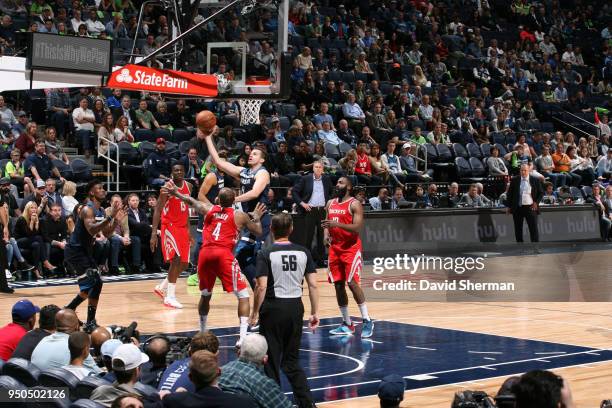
163, 297, 183, 309
154, 285, 167, 299
5, 269, 12, 279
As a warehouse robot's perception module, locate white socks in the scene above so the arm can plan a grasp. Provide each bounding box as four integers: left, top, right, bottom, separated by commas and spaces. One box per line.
200, 315, 208, 332
358, 303, 370, 321
239, 316, 249, 340
167, 283, 176, 299
159, 278, 169, 290
340, 306, 352, 325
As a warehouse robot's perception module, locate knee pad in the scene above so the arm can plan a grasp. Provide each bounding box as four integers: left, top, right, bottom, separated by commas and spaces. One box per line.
234, 288, 250, 299
200, 289, 212, 297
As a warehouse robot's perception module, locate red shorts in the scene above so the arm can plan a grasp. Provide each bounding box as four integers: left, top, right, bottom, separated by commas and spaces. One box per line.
161, 225, 190, 263
328, 245, 362, 284
198, 247, 248, 295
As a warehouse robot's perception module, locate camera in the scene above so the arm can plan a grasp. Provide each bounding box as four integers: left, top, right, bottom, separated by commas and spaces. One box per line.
108, 321, 139, 344
452, 391, 497, 408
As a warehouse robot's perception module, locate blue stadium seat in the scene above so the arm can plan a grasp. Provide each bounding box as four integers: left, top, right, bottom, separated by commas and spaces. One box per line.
466, 142, 482, 159
2, 358, 40, 386
32, 385, 71, 407
494, 143, 508, 156
505, 133, 516, 145
138, 141, 156, 160
73, 376, 111, 400
424, 143, 438, 162
452, 143, 469, 159
480, 143, 492, 158
154, 128, 172, 140
581, 186, 592, 199
491, 132, 505, 145
171, 128, 191, 143
178, 141, 191, 155
436, 144, 453, 162
569, 186, 582, 200
134, 128, 155, 142
469, 157, 487, 177
39, 368, 80, 397
118, 141, 139, 164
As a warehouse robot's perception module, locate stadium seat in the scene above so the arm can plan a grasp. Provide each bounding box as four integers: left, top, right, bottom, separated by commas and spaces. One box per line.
569, 186, 582, 200
581, 186, 592, 199
436, 144, 453, 162
491, 132, 506, 145
280, 103, 297, 119
466, 143, 483, 159
73, 376, 110, 400
505, 133, 516, 145
165, 141, 180, 160
32, 385, 71, 407
38, 368, 80, 397
133, 382, 160, 400
53, 159, 74, 179
134, 128, 155, 143
410, 120, 425, 131
455, 157, 484, 182
279, 116, 291, 131
338, 142, 352, 156
480, 143, 492, 158
178, 141, 191, 155
424, 143, 438, 162
452, 143, 469, 159
138, 141, 156, 160
171, 128, 191, 143
0, 375, 25, 390
469, 157, 487, 177
117, 141, 139, 164
324, 143, 341, 159
70, 399, 106, 408
2, 358, 41, 386
154, 128, 172, 140
70, 159, 93, 182
494, 143, 508, 156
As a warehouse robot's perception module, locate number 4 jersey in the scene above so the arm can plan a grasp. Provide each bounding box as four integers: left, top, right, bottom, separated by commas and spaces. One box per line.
202, 205, 239, 250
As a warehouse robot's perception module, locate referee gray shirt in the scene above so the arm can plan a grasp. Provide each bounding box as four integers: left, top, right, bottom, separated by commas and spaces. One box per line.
256, 242, 316, 299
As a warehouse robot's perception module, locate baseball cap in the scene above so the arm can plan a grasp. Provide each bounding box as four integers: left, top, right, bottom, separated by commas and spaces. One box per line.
101, 339, 123, 358
378, 374, 405, 402
156, 137, 166, 145
17, 111, 27, 117
402, 142, 412, 150
112, 343, 149, 371
36, 179, 46, 189
12, 299, 40, 320
0, 177, 10, 185
546, 80, 552, 86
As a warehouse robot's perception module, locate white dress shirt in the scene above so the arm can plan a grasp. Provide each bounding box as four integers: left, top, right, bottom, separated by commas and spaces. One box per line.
520, 177, 533, 205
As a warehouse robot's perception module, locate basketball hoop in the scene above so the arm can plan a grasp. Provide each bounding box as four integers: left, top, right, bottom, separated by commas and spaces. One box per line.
238, 99, 265, 125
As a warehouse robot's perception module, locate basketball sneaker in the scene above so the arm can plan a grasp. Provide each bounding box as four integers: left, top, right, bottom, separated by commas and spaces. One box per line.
153, 285, 167, 299
361, 319, 374, 338
163, 297, 183, 309
329, 322, 355, 335
187, 274, 199, 286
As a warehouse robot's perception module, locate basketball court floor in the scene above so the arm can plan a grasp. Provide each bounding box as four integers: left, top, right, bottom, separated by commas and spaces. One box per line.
2, 248, 612, 407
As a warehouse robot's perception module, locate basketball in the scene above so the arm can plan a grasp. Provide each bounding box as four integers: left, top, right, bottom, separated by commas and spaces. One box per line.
196, 110, 216, 132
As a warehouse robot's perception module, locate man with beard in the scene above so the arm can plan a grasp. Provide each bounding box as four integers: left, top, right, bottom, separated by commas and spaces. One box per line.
64, 180, 126, 332
322, 176, 373, 337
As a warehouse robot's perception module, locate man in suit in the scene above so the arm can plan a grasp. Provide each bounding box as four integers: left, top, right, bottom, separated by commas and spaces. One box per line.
506, 163, 544, 243
292, 160, 333, 267
160, 350, 256, 408
112, 96, 138, 129
126, 193, 161, 273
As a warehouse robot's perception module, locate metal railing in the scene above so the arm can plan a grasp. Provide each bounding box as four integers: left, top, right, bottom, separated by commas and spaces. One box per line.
551, 116, 594, 140
98, 136, 120, 192
559, 110, 601, 138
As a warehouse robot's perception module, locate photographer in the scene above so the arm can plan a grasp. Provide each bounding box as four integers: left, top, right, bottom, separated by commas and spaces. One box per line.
158, 331, 219, 393
140, 335, 170, 388
511, 370, 575, 408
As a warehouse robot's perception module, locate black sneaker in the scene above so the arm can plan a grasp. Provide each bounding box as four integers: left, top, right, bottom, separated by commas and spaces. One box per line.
0, 286, 14, 294
83, 320, 98, 333
16, 260, 35, 272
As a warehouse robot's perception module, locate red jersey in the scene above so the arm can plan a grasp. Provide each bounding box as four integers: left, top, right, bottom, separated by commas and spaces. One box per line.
162, 181, 190, 227
327, 197, 361, 249
355, 153, 371, 175
202, 205, 238, 250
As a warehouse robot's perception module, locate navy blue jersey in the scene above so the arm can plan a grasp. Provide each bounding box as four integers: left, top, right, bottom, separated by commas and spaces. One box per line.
68, 201, 105, 253
239, 166, 270, 213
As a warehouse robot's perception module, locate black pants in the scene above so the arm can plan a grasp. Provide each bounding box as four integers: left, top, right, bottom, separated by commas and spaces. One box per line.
260, 299, 314, 408
513, 205, 539, 242
0, 237, 9, 290
17, 236, 49, 265
304, 207, 325, 265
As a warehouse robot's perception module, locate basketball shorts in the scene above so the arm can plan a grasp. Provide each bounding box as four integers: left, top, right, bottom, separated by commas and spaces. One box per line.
198, 247, 248, 295
161, 225, 190, 263
328, 245, 362, 284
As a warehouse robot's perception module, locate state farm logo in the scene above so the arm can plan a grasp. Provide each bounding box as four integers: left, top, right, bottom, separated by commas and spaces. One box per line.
116, 68, 133, 84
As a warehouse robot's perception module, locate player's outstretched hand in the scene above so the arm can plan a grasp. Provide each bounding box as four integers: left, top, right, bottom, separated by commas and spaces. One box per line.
197, 125, 219, 139
309, 314, 320, 333
162, 180, 177, 196
251, 202, 267, 221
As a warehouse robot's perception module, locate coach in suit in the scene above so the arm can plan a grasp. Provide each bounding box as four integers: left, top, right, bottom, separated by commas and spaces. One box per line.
292, 160, 333, 266
506, 163, 544, 242
126, 193, 161, 273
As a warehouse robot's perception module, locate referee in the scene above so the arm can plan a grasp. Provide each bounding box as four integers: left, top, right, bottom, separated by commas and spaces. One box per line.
251, 213, 319, 408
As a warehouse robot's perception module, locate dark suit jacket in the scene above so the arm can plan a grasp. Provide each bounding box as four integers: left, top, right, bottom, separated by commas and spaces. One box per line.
292, 173, 333, 213
157, 385, 257, 408
112, 106, 138, 128
506, 175, 544, 213
127, 207, 152, 237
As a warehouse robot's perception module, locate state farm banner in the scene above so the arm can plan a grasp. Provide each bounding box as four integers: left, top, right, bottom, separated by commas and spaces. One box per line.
107, 64, 218, 97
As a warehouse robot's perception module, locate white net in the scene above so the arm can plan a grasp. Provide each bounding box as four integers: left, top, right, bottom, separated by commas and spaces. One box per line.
238, 99, 266, 126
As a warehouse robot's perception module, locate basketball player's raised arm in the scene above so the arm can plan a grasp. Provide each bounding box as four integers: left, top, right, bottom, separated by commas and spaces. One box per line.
321, 199, 364, 233
235, 170, 270, 203
163, 181, 213, 216
235, 202, 266, 237
197, 172, 217, 205
200, 127, 243, 178
82, 205, 118, 238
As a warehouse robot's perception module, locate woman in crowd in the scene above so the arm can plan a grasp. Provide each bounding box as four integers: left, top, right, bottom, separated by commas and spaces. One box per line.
92, 99, 108, 133
14, 201, 56, 278
113, 115, 135, 143
154, 101, 172, 129
412, 65, 429, 87
97, 112, 115, 157
15, 122, 38, 158
568, 146, 596, 187
368, 143, 390, 184
62, 181, 78, 233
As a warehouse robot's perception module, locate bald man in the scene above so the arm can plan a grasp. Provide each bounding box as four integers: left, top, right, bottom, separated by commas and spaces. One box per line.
31, 308, 101, 373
